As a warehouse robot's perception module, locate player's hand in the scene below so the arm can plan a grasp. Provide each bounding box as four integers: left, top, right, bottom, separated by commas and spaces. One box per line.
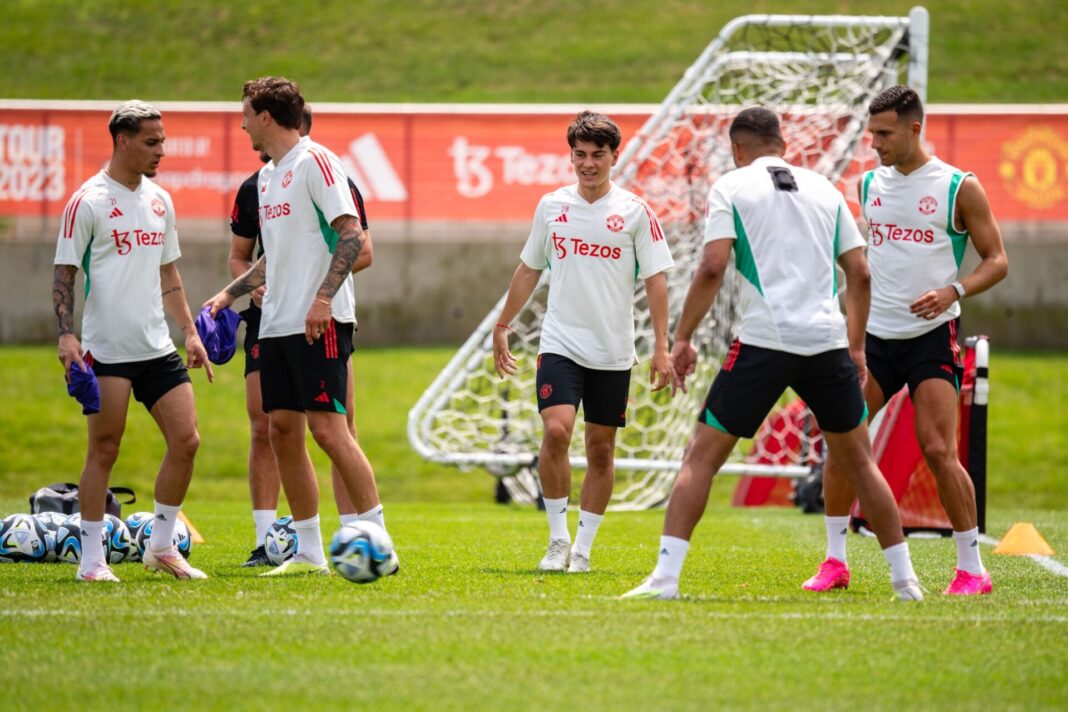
909, 286, 957, 320
305, 298, 332, 345
649, 346, 673, 392
57, 333, 86, 382
670, 338, 697, 397
203, 290, 235, 319
492, 325, 517, 378
849, 348, 868, 388
251, 285, 266, 308
184, 331, 214, 383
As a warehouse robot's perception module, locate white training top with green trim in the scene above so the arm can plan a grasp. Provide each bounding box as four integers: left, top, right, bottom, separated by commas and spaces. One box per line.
258, 137, 357, 339
861, 157, 972, 340
704, 156, 865, 356
520, 183, 675, 370
54, 171, 180, 363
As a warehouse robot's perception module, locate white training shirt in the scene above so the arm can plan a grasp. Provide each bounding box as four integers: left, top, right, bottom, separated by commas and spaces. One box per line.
862, 157, 972, 339
704, 156, 865, 356
54, 171, 180, 363
520, 183, 675, 370
257, 137, 358, 339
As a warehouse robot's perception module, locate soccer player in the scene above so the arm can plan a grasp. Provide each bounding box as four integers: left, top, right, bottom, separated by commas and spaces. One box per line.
622, 107, 923, 601
493, 111, 675, 573
205, 77, 395, 576
53, 100, 212, 583
229, 105, 375, 567
803, 85, 1008, 596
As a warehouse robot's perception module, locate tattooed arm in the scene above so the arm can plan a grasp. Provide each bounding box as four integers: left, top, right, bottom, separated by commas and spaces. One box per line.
204, 255, 267, 317
53, 264, 85, 379
304, 214, 363, 344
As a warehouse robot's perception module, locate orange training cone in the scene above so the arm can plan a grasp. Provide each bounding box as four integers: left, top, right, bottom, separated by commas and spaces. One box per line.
178, 511, 206, 545
993, 522, 1054, 556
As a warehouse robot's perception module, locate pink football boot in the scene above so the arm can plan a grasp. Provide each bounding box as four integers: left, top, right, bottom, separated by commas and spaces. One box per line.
802, 557, 850, 591
943, 568, 993, 595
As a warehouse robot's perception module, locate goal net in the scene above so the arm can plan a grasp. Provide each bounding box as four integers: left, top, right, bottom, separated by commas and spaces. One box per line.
409, 9, 930, 510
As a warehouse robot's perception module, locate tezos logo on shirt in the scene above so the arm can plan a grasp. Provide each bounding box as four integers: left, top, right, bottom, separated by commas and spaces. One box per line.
260, 203, 292, 221
550, 231, 622, 260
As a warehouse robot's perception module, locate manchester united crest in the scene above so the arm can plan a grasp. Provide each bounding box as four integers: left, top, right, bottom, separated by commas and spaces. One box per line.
999, 126, 1068, 210
917, 195, 938, 215
606, 214, 625, 232
151, 197, 166, 217
282, 170, 293, 189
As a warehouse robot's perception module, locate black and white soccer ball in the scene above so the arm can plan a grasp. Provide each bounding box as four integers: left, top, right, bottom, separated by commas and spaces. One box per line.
0, 513, 50, 562
264, 516, 297, 565
103, 514, 134, 564
33, 511, 68, 563
124, 511, 153, 561
329, 522, 395, 584
54, 513, 83, 563
128, 512, 192, 560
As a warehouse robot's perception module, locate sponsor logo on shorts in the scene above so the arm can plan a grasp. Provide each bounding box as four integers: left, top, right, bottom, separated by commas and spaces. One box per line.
250, 343, 260, 359
314, 392, 330, 404
539, 383, 553, 399
606, 214, 625, 232
918, 195, 938, 215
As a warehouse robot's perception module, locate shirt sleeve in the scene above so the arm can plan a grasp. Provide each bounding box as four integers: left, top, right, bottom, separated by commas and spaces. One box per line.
54, 188, 95, 267
835, 193, 866, 255
230, 175, 260, 239
702, 178, 736, 245
519, 196, 550, 270
306, 148, 358, 227
346, 178, 370, 230
633, 200, 674, 280
160, 191, 181, 265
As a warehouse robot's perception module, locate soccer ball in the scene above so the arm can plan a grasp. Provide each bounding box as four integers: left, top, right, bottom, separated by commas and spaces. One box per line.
54, 513, 83, 563
264, 516, 297, 565
128, 512, 192, 560
33, 511, 68, 563
103, 514, 134, 564
0, 513, 50, 562
329, 522, 395, 584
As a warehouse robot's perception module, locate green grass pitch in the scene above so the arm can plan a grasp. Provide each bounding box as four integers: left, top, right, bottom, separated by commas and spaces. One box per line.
0, 346, 1066, 709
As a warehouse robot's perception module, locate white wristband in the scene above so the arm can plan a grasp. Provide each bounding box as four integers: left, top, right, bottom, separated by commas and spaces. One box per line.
951, 281, 966, 299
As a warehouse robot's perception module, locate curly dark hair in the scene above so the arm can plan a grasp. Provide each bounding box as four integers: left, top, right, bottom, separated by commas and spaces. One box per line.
242, 76, 304, 131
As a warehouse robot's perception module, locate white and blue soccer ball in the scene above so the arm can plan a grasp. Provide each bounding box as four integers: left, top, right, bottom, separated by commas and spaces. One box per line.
103, 514, 134, 564
329, 521, 395, 584
127, 512, 191, 560
33, 511, 69, 563
0, 513, 50, 563
54, 513, 83, 563
265, 516, 297, 565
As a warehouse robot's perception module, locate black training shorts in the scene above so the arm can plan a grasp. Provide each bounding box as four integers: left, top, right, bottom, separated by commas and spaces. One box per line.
86, 351, 191, 412
535, 353, 631, 428
866, 318, 963, 400
259, 320, 354, 414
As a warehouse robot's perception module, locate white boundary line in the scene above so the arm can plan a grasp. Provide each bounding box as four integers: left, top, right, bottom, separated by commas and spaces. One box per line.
979, 534, 1068, 577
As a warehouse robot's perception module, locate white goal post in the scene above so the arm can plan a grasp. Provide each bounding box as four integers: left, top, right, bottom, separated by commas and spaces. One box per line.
409, 8, 930, 509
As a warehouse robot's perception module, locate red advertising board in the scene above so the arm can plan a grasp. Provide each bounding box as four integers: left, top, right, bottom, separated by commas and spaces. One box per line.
1, 103, 1066, 225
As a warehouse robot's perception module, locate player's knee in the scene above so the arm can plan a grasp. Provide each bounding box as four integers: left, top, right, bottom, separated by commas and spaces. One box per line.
170, 428, 200, 460
87, 437, 122, 469
585, 438, 614, 470
249, 416, 272, 448
542, 420, 572, 451
920, 437, 958, 475
308, 419, 345, 454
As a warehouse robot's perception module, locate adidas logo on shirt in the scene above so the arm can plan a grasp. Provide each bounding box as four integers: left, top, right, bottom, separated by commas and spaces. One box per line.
554, 213, 568, 223
109, 207, 123, 218
870, 196, 883, 207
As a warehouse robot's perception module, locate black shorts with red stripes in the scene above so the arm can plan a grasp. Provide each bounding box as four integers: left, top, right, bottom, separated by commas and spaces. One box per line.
535, 353, 631, 428
86, 351, 191, 412
259, 320, 353, 414
866, 318, 963, 399
699, 340, 867, 438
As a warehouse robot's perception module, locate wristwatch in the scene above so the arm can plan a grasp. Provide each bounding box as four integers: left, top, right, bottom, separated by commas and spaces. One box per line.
951, 281, 966, 299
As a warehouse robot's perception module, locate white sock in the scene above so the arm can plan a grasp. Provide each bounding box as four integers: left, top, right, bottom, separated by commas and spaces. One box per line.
542, 497, 570, 542
824, 515, 851, 564
651, 535, 690, 581
338, 513, 360, 527
79, 519, 105, 569
292, 515, 326, 565
953, 527, 985, 575
253, 509, 276, 547
148, 501, 181, 552
572, 510, 604, 557
357, 504, 386, 533
882, 542, 918, 584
